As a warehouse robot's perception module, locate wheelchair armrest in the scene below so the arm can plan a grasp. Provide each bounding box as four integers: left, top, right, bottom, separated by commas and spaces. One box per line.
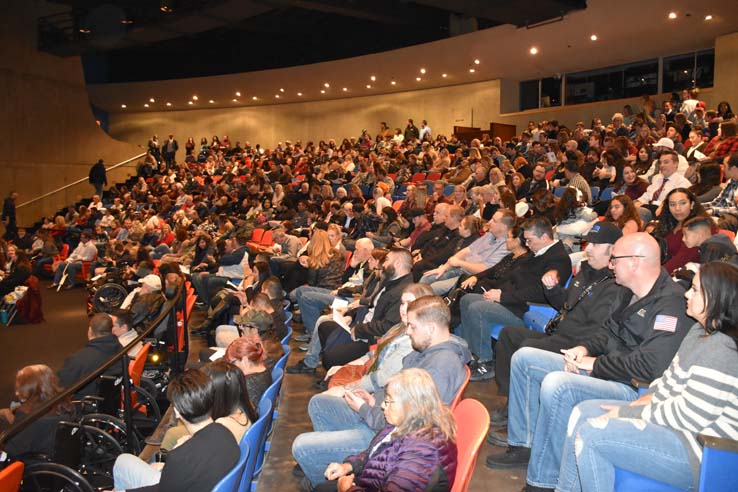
699, 434, 738, 454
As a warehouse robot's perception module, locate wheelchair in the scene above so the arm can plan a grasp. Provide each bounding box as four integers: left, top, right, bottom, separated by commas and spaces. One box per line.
85, 267, 136, 315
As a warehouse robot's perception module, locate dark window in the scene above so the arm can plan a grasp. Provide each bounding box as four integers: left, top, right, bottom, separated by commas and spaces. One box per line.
520, 80, 540, 111
662, 49, 714, 93
540, 77, 562, 107
565, 60, 657, 104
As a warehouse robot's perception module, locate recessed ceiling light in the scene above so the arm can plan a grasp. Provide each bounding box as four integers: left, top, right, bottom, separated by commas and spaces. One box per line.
166, 102, 171, 106
469, 68, 476, 73
370, 75, 376, 81
366, 84, 372, 89
391, 80, 396, 85
121, 19, 134, 25
192, 95, 198, 100
149, 98, 155, 103
320, 89, 326, 94
416, 77, 421, 81
342, 87, 348, 92
209, 99, 214, 103
275, 94, 280, 98
474, 59, 480, 65
188, 101, 193, 105
144, 103, 149, 108
78, 28, 91, 34
442, 73, 448, 78
121, 104, 127, 108
235, 91, 241, 97
530, 47, 538, 55
324, 83, 330, 88
420, 68, 426, 74
683, 70, 689, 74
668, 12, 677, 19
705, 14, 713, 20
590, 34, 598, 41
280, 88, 285, 93
232, 99, 237, 102
297, 92, 303, 96
252, 96, 258, 100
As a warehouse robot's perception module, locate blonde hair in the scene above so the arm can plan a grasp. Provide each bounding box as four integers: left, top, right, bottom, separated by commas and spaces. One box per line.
386, 368, 456, 441
307, 229, 336, 269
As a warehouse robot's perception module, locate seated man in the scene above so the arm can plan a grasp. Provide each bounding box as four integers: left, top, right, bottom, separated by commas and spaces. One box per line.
486, 233, 692, 492
291, 295, 471, 487
681, 215, 737, 264
287, 247, 413, 374
492, 221, 628, 431
58, 313, 122, 398
111, 309, 143, 359
191, 234, 249, 305
420, 209, 513, 295
458, 217, 572, 380
411, 205, 465, 281
112, 368, 239, 492
49, 230, 97, 289
266, 222, 302, 277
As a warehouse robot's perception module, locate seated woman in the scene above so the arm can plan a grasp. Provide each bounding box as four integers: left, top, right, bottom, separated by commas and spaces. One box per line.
651, 188, 709, 273
557, 262, 738, 492
157, 359, 258, 452
299, 229, 345, 293
605, 195, 642, 235
112, 369, 239, 492
554, 188, 598, 252
0, 248, 31, 297
311, 368, 457, 492
0, 364, 73, 458
225, 334, 273, 408
366, 207, 402, 248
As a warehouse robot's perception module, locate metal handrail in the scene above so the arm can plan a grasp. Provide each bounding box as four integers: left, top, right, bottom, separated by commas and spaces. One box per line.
17, 152, 146, 209
0, 280, 186, 453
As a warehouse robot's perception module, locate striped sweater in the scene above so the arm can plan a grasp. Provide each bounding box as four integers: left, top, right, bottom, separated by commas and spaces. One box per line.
619, 323, 738, 484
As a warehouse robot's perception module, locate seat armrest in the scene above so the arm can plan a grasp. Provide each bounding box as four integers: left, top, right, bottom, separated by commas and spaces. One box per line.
699, 434, 738, 454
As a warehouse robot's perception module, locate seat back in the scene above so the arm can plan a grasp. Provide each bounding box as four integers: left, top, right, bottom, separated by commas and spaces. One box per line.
280, 326, 293, 346
392, 199, 404, 211
0, 461, 24, 491
450, 366, 470, 410
614, 469, 684, 492
250, 228, 265, 243
274, 345, 290, 373
589, 186, 601, 203
451, 399, 489, 492
238, 399, 273, 491
128, 343, 151, 387
261, 368, 284, 409
211, 443, 249, 492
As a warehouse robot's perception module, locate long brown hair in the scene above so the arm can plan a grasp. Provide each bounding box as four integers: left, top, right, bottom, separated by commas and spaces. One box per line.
15, 364, 71, 416
605, 195, 643, 231
306, 229, 336, 269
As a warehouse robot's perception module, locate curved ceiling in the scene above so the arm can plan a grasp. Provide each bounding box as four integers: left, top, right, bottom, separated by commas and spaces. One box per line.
86, 0, 738, 114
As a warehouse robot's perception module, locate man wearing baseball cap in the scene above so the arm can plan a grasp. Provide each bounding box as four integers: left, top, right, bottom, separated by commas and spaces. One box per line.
635, 149, 691, 221
487, 221, 628, 424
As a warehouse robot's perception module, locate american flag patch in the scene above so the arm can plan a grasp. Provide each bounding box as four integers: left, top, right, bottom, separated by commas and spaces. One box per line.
654, 315, 678, 332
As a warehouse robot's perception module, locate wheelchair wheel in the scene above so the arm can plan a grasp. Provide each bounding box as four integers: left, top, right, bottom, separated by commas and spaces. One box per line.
78, 424, 122, 487
92, 283, 128, 313
81, 413, 141, 456
131, 384, 162, 437
21, 462, 96, 492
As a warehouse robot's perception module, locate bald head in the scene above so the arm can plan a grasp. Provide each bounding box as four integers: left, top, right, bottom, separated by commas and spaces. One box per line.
609, 232, 662, 296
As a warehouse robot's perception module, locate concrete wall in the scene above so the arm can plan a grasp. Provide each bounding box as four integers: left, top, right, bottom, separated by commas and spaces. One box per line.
109, 80, 501, 149
715, 31, 738, 109
0, 1, 142, 226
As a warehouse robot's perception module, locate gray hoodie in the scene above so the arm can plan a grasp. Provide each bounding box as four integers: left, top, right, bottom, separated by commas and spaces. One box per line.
358, 335, 472, 430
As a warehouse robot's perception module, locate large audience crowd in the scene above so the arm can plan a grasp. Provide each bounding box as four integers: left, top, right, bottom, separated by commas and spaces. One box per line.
1, 88, 738, 492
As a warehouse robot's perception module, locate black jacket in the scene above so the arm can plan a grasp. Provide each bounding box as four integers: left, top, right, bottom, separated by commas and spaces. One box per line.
131, 422, 239, 492
496, 241, 572, 318
542, 261, 628, 344
582, 269, 692, 384
88, 161, 107, 186
57, 334, 122, 398
354, 273, 413, 342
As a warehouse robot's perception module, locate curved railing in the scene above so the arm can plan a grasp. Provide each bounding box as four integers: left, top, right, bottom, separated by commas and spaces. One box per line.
0, 279, 186, 453
16, 152, 146, 210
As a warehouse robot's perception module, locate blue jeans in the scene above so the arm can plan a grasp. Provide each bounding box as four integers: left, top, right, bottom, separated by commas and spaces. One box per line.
420, 267, 465, 296
294, 286, 342, 335
114, 453, 161, 490
191, 273, 229, 304
53, 260, 82, 287
459, 293, 523, 362
556, 399, 694, 492
507, 348, 637, 489
292, 394, 376, 485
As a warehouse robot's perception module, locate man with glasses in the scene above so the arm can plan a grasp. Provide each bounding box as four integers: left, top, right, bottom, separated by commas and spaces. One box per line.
487, 233, 692, 492
458, 217, 571, 381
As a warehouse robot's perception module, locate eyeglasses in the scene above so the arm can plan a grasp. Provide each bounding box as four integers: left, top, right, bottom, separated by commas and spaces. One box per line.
609, 254, 645, 264
382, 397, 395, 407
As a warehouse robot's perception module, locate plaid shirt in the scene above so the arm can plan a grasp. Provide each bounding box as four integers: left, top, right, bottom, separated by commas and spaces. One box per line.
705, 136, 738, 161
